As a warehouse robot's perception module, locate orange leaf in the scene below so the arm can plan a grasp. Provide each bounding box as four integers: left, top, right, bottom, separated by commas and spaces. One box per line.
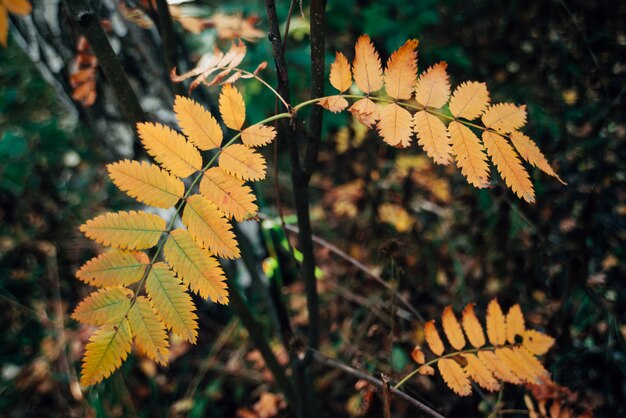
442, 306, 466, 350
462, 353, 500, 392
353, 35, 383, 94
413, 111, 452, 164
449, 121, 490, 188
438, 358, 472, 396
384, 39, 418, 100
219, 84, 246, 130
377, 103, 412, 147
318, 95, 349, 113
477, 350, 522, 384
486, 299, 507, 346
483, 131, 535, 203
137, 122, 202, 178
424, 320, 444, 356
462, 303, 486, 348
482, 103, 527, 134
199, 167, 258, 221
219, 144, 266, 181
349, 98, 380, 128
174, 95, 223, 150
411, 346, 425, 364
329, 51, 352, 93
510, 131, 565, 184
522, 330, 555, 355
505, 304, 525, 344
449, 81, 490, 120
415, 62, 450, 109
241, 124, 276, 147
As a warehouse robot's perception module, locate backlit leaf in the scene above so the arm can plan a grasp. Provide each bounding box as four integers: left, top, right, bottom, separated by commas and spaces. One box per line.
182, 194, 240, 259
462, 303, 486, 348
80, 318, 132, 386
506, 304, 525, 344
241, 124, 276, 147
486, 299, 507, 346
174, 95, 223, 150
438, 358, 471, 396
442, 306, 466, 350
424, 320, 444, 356
477, 350, 522, 384
462, 354, 500, 392
384, 39, 418, 100
353, 34, 383, 94
164, 229, 229, 303
80, 211, 166, 250
413, 111, 452, 164
199, 167, 258, 221
107, 160, 184, 208
219, 84, 245, 130
137, 122, 202, 178
219, 144, 266, 181
482, 103, 527, 134
76, 250, 149, 287
349, 98, 380, 128
318, 95, 349, 113
523, 330, 555, 355
510, 131, 565, 184
483, 131, 535, 203
415, 62, 450, 109
128, 296, 169, 364
145, 262, 198, 343
377, 103, 412, 147
72, 287, 133, 326
449, 81, 490, 120
449, 121, 490, 188
329, 51, 352, 93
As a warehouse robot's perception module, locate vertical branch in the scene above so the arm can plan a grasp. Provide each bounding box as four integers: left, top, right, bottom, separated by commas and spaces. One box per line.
153, 0, 185, 96
304, 0, 327, 177
64, 0, 145, 127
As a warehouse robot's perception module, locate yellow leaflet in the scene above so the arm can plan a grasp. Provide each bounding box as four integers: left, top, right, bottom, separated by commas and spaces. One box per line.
145, 262, 198, 343
107, 160, 184, 209
72, 286, 133, 325
219, 84, 246, 130
377, 103, 412, 147
80, 318, 132, 386
415, 62, 450, 109
482, 131, 535, 203
219, 144, 266, 181
137, 122, 202, 178
80, 210, 166, 250
482, 103, 527, 134
449, 81, 490, 120
384, 39, 418, 100
128, 296, 169, 365
414, 110, 452, 165
449, 121, 490, 188
182, 194, 240, 259
241, 124, 276, 147
353, 35, 383, 94
76, 250, 149, 287
329, 51, 352, 93
199, 168, 258, 221
164, 229, 229, 303
174, 95, 223, 150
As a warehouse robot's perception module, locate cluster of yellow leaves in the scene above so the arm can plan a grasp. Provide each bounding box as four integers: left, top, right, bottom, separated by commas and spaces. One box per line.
0, 0, 31, 47
320, 35, 565, 203
410, 299, 555, 396
74, 81, 276, 386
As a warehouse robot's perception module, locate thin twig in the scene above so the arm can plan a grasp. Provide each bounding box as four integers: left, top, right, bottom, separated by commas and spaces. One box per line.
311, 350, 446, 418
